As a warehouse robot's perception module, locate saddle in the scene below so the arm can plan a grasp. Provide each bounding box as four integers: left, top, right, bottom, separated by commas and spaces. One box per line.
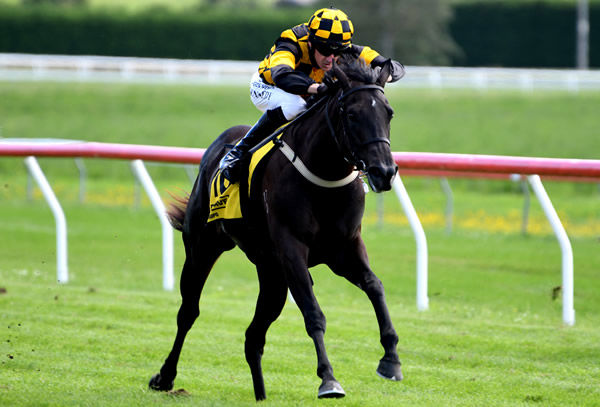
208, 136, 278, 222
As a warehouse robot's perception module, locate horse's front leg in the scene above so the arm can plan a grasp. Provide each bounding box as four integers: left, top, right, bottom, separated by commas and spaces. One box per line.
328, 236, 403, 382
275, 235, 345, 399
244, 258, 288, 401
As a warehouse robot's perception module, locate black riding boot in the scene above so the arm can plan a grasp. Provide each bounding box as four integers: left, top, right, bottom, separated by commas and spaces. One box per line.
219, 107, 288, 183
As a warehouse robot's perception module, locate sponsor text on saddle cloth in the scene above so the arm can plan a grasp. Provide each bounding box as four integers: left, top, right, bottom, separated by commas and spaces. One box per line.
208, 137, 278, 222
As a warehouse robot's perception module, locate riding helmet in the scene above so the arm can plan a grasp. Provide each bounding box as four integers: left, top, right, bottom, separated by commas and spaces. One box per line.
307, 8, 354, 53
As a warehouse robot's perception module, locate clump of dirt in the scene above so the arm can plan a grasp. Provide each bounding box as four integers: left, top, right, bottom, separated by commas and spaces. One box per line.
552, 285, 561, 300
0, 287, 6, 294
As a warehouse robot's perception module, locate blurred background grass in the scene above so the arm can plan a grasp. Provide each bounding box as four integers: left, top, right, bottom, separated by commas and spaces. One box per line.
2, 81, 599, 171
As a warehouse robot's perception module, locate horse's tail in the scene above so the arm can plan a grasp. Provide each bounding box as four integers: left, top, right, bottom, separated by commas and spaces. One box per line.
166, 191, 190, 232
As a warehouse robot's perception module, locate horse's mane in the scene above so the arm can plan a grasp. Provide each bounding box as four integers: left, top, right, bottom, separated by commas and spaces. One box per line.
327, 53, 378, 84
283, 54, 380, 138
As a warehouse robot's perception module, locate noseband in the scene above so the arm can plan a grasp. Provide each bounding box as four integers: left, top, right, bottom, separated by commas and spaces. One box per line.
324, 84, 391, 172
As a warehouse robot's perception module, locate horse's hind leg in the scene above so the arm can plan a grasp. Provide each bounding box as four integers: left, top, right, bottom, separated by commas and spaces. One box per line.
328, 237, 403, 382
244, 259, 288, 401
149, 227, 232, 391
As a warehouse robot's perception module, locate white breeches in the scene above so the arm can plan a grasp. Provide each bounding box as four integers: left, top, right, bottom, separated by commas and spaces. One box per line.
249, 71, 307, 121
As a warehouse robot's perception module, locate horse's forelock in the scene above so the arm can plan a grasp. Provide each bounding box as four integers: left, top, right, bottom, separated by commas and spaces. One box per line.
329, 54, 378, 84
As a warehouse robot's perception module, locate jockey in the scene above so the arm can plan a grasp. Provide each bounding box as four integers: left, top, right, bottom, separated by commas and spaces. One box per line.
219, 7, 405, 183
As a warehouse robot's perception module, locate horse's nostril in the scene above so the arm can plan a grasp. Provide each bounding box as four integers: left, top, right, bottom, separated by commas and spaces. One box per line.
369, 167, 382, 177
368, 166, 395, 180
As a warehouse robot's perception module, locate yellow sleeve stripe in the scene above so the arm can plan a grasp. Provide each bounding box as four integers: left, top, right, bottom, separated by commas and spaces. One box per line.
269, 50, 296, 70
280, 28, 297, 41
359, 46, 381, 65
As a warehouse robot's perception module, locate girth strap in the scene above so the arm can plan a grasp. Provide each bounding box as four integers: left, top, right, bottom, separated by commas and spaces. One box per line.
276, 139, 359, 188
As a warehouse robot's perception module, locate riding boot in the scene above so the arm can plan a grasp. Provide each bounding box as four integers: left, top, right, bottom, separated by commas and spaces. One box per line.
219, 107, 288, 183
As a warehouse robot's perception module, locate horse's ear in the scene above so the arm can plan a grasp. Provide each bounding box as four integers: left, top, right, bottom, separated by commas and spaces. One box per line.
332, 61, 350, 90
376, 59, 392, 88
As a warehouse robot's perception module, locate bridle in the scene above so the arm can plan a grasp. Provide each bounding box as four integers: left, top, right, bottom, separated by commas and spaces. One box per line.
247, 80, 393, 189
324, 84, 391, 172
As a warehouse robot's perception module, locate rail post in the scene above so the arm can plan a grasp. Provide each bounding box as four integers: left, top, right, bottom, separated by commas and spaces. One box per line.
393, 176, 429, 311
527, 175, 575, 326
439, 177, 453, 234
131, 160, 174, 291
24, 156, 69, 284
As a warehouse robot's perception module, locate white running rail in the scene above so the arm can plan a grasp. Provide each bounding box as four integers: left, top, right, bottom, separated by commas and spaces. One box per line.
2, 53, 600, 91
4, 140, 600, 324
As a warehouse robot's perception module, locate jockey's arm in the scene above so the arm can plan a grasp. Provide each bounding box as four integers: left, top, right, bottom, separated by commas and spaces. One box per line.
271, 63, 315, 94
349, 45, 406, 82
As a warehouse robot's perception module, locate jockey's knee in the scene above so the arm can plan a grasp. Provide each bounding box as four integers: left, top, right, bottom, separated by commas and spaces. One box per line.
280, 101, 307, 121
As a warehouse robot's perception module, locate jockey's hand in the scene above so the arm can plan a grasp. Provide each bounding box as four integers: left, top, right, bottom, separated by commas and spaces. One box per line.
307, 82, 332, 95
307, 83, 320, 94
323, 73, 341, 91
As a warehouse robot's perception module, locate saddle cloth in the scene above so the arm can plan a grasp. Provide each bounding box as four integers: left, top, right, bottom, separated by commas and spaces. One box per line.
208, 137, 278, 223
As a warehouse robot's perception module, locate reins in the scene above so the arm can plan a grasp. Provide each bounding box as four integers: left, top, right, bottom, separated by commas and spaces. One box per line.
248, 94, 329, 155
247, 81, 390, 188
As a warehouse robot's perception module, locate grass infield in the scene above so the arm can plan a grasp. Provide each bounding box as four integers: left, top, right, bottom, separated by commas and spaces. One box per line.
1, 196, 599, 406
1, 80, 599, 405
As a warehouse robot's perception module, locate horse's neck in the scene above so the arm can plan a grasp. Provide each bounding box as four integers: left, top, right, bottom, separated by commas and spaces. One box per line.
285, 103, 354, 181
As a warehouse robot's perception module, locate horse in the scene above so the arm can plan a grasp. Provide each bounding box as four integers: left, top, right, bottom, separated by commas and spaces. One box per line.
149, 55, 403, 400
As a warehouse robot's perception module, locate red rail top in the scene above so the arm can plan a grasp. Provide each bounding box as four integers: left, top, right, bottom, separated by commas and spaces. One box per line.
1, 140, 600, 180
391, 152, 600, 179
0, 140, 206, 164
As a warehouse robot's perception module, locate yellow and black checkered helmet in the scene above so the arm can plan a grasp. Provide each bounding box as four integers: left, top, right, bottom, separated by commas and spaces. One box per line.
307, 8, 354, 52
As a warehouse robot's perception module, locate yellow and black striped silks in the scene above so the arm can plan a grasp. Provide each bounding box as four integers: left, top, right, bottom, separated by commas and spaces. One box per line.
258, 24, 380, 88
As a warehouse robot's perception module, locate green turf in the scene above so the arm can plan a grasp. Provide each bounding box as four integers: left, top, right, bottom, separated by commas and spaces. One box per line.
1, 80, 599, 405
0, 195, 599, 406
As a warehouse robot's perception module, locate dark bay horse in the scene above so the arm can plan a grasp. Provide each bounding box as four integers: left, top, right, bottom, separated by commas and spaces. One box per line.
149, 56, 403, 400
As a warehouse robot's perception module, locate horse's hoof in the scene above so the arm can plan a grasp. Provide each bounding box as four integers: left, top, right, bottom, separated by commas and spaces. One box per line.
376, 358, 403, 381
317, 380, 346, 399
149, 373, 174, 391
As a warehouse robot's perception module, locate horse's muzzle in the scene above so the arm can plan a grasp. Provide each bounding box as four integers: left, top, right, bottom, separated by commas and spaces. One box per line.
366, 164, 398, 192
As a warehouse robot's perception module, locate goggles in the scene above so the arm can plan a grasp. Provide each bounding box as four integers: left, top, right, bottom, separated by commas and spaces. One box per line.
312, 41, 346, 57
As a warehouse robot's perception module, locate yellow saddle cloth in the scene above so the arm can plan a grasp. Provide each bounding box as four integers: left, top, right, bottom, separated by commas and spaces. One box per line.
208, 138, 278, 223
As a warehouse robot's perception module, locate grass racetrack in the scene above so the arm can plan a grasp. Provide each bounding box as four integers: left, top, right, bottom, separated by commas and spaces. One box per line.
1, 80, 599, 405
